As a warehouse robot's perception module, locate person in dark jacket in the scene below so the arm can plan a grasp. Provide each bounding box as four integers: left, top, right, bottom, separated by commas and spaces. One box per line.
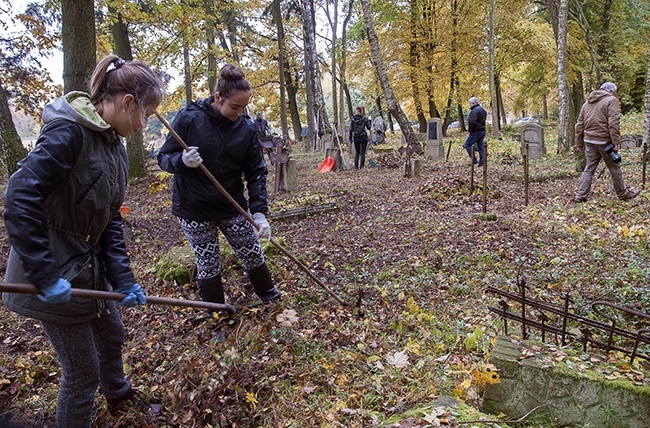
349, 105, 372, 169
462, 97, 487, 166
2, 55, 162, 427
157, 64, 280, 307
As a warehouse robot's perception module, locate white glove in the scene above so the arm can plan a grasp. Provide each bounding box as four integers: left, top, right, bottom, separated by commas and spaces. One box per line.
182, 146, 202, 168
252, 212, 271, 239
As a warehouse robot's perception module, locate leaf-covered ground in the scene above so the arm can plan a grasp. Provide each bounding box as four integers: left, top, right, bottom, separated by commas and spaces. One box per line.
1, 132, 650, 427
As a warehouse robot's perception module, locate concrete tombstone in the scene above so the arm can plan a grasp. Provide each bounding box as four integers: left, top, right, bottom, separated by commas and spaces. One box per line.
425, 118, 444, 159
520, 123, 545, 160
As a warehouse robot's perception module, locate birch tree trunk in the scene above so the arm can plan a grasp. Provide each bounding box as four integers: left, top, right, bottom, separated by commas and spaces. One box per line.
556, 0, 571, 154
274, 0, 289, 138
359, 0, 420, 174
301, 0, 317, 151
488, 0, 499, 137
339, 0, 354, 131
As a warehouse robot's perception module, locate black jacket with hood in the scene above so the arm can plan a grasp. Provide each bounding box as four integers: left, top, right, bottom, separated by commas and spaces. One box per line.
157, 96, 268, 222
3, 92, 135, 323
349, 114, 371, 142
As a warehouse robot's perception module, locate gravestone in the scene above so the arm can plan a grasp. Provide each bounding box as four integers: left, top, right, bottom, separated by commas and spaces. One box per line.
425, 118, 444, 159
519, 123, 544, 160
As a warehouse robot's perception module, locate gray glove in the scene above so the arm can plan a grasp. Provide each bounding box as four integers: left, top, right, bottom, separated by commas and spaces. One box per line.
182, 146, 202, 168
252, 212, 271, 239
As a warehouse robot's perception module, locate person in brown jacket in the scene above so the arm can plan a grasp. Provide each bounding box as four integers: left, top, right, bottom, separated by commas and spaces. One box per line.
574, 82, 640, 202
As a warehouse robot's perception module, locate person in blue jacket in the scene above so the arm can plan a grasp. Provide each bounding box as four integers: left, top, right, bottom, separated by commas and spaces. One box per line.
157, 64, 280, 308
2, 55, 163, 427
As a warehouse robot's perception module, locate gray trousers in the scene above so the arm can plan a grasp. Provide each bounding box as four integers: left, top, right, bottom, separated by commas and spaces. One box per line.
41, 301, 131, 428
575, 142, 628, 200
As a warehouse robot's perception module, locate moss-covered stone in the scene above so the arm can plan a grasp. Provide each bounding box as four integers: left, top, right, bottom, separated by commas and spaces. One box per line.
483, 335, 650, 428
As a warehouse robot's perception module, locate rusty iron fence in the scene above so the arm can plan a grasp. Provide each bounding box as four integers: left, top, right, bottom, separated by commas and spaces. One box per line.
486, 280, 650, 363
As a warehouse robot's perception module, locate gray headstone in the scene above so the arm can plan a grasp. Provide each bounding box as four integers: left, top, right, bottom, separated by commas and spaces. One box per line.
520, 123, 545, 160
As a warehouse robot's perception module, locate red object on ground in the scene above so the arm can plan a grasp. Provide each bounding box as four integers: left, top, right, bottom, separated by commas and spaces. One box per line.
318, 157, 335, 173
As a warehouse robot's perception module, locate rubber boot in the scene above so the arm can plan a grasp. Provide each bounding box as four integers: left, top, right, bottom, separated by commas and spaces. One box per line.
197, 275, 225, 304
248, 263, 280, 303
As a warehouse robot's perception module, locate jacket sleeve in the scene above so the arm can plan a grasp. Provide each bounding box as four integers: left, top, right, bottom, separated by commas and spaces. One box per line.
3, 121, 84, 289
467, 108, 478, 132
243, 133, 269, 216
607, 98, 621, 146
349, 120, 354, 141
98, 212, 136, 289
157, 111, 193, 173
365, 117, 371, 130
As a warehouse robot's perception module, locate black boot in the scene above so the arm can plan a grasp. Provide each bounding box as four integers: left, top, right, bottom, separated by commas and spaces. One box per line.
248, 263, 280, 303
197, 275, 225, 304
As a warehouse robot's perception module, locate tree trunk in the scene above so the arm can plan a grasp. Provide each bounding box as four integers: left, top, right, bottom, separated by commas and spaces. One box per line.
644, 42, 650, 150
488, 0, 499, 137
556, 0, 571, 154
284, 64, 302, 141
359, 0, 420, 173
108, 5, 146, 179
204, 0, 217, 94
0, 82, 27, 177
183, 46, 192, 105
301, 0, 317, 151
409, 0, 426, 133
339, 0, 354, 136
274, 0, 290, 139
61, 0, 96, 93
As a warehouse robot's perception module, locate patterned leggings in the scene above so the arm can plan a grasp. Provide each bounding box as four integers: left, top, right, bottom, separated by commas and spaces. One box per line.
178, 215, 265, 279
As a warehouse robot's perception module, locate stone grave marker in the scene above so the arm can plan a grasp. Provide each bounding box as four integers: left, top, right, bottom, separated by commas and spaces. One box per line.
519, 123, 545, 160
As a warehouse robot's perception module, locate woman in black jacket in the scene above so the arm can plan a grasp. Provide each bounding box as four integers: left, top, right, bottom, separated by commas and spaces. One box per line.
3, 55, 162, 427
157, 64, 280, 307
349, 105, 371, 169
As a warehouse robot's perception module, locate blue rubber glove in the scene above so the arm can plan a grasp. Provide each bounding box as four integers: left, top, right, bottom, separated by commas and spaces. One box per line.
37, 278, 72, 303
114, 283, 146, 307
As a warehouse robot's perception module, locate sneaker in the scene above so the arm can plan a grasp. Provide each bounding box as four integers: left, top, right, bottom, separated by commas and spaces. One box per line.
107, 388, 161, 415
573, 197, 587, 203
620, 188, 641, 200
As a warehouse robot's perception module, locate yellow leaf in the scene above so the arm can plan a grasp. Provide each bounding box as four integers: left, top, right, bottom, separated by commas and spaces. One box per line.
246, 391, 258, 410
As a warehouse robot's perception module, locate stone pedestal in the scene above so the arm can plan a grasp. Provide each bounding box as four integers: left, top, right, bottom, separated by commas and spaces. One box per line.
519, 123, 545, 160
425, 118, 444, 159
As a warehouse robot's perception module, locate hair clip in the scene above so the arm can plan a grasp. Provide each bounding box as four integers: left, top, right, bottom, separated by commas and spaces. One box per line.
107, 57, 125, 72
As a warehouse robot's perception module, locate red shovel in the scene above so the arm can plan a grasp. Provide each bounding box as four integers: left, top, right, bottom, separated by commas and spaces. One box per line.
317, 156, 335, 173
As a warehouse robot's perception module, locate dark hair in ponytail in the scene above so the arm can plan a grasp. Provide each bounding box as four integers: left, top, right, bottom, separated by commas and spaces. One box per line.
89, 54, 162, 111
214, 64, 251, 99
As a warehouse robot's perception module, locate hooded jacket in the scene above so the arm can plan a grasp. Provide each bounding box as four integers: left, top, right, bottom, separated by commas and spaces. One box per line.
349, 114, 371, 142
575, 89, 621, 147
157, 96, 268, 222
3, 92, 134, 323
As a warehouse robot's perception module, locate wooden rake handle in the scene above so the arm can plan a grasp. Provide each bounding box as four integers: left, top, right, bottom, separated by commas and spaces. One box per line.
0, 282, 236, 313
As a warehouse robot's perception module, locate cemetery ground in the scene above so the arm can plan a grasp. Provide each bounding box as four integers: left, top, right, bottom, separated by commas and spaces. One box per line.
1, 129, 650, 427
